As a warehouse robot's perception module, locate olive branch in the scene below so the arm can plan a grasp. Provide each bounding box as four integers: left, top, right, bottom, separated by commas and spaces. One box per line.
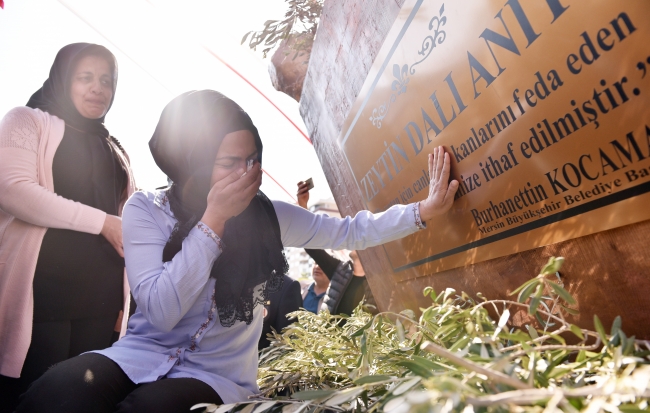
194, 257, 650, 413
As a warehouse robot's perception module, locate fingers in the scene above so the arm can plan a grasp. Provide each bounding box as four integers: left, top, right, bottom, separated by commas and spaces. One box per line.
444, 179, 459, 205
231, 165, 260, 199
433, 147, 440, 181
239, 164, 263, 198
220, 163, 260, 192
214, 167, 247, 190
419, 147, 459, 221
101, 215, 125, 257
430, 146, 445, 182
109, 234, 124, 257
206, 164, 261, 214
438, 151, 451, 191
239, 162, 260, 185
249, 165, 263, 192
434, 146, 445, 183
113, 224, 124, 257
114, 310, 124, 332
203, 163, 264, 226
428, 147, 450, 193
297, 181, 310, 192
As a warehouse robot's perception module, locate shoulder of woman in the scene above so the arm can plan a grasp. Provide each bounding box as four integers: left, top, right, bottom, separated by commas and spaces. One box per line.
124, 190, 157, 210
1, 106, 43, 126
0, 106, 67, 134
0, 107, 53, 152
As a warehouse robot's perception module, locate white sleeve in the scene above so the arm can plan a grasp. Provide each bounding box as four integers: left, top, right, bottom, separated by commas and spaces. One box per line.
273, 200, 423, 250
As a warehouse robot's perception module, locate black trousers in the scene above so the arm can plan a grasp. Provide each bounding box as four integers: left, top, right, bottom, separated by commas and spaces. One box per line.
14, 353, 223, 412
0, 315, 117, 413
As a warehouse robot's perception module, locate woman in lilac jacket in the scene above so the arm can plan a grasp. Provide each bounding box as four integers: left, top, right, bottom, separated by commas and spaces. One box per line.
17, 90, 458, 412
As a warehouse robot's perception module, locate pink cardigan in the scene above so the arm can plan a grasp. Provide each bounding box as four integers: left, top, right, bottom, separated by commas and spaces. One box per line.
0, 106, 136, 378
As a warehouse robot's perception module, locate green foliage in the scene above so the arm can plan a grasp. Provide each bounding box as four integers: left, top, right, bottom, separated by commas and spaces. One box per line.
241, 0, 323, 59
194, 257, 650, 413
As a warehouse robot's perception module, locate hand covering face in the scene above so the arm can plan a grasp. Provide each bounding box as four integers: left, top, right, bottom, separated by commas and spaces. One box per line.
149, 90, 287, 327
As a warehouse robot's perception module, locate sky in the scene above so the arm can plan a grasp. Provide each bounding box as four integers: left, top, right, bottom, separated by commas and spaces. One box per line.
0, 0, 334, 204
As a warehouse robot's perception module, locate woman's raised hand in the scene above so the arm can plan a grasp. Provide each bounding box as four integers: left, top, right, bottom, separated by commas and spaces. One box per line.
296, 181, 311, 209
101, 214, 124, 257
419, 146, 459, 222
201, 162, 262, 236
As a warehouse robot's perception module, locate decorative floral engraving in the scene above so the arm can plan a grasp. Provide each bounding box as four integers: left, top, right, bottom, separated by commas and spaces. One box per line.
369, 4, 447, 129
409, 4, 447, 74
369, 93, 396, 128
369, 63, 410, 127
391, 63, 410, 95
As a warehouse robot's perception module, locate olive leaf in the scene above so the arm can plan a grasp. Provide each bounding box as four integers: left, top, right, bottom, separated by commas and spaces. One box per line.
539, 256, 565, 276
569, 324, 584, 340
611, 315, 622, 336
594, 314, 608, 344
324, 387, 365, 406
248, 257, 648, 413
548, 281, 576, 305
290, 390, 335, 400
352, 375, 393, 385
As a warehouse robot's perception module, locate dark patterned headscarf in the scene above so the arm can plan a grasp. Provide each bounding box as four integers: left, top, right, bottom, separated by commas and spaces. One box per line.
149, 90, 286, 327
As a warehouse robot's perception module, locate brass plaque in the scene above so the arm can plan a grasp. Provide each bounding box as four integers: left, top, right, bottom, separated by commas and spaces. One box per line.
339, 0, 650, 280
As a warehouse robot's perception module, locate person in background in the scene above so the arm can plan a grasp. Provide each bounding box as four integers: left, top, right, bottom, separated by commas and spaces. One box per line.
259, 274, 302, 349
297, 182, 376, 316
301, 263, 330, 313
0, 43, 135, 411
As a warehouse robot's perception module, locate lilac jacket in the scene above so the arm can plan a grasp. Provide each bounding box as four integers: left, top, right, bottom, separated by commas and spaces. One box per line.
94, 189, 423, 403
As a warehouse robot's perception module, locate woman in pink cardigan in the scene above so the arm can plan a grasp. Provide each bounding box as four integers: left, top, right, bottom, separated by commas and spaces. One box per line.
0, 43, 135, 410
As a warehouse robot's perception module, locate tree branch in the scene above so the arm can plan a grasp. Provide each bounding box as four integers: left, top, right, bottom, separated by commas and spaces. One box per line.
420, 341, 531, 390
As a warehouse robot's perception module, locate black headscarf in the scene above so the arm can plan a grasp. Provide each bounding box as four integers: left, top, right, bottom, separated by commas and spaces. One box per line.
149, 90, 287, 327
26, 43, 118, 140
25, 42, 127, 218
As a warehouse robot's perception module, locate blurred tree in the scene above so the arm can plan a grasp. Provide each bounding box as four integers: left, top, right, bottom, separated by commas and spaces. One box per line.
241, 0, 323, 60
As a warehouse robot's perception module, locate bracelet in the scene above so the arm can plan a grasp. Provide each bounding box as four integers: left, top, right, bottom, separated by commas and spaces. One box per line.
197, 222, 225, 252
413, 203, 426, 230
